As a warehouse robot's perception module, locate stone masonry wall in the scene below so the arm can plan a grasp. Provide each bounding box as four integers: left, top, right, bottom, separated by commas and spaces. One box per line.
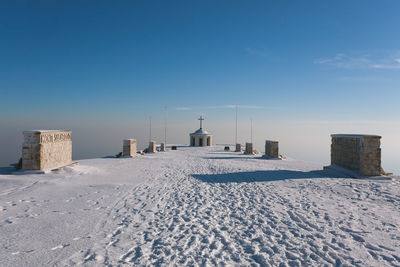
359, 136, 382, 176
123, 139, 137, 157
245, 143, 253, 154
160, 143, 166, 152
265, 140, 279, 158
148, 141, 157, 153
235, 143, 241, 152
331, 134, 381, 176
22, 130, 72, 171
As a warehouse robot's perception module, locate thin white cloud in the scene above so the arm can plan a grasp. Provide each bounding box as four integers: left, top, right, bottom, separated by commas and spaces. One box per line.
244, 47, 269, 58
176, 105, 268, 111
314, 51, 400, 70
204, 105, 266, 109
314, 53, 371, 69
289, 119, 400, 126
237, 105, 265, 109
371, 64, 400, 69
337, 76, 390, 82
176, 107, 191, 111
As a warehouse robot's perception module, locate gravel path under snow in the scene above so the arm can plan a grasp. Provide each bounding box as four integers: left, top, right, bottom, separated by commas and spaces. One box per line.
0, 146, 399, 266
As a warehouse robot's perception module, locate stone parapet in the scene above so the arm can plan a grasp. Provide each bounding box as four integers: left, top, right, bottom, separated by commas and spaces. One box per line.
331, 134, 381, 176
245, 143, 253, 154
235, 143, 241, 152
148, 141, 157, 153
160, 143, 166, 152
22, 130, 72, 171
123, 139, 137, 157
265, 140, 279, 158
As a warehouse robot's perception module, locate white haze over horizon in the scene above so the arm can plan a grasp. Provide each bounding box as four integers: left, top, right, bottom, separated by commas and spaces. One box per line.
1, 115, 399, 175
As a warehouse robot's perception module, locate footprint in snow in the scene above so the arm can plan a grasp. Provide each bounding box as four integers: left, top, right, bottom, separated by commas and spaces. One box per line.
51, 244, 70, 250
4, 218, 13, 224
351, 234, 365, 243
11, 250, 34, 255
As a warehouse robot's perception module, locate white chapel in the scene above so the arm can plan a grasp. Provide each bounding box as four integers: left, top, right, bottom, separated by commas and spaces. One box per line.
190, 116, 213, 147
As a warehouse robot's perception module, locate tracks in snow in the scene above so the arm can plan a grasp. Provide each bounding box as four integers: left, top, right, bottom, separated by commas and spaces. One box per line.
65, 148, 400, 266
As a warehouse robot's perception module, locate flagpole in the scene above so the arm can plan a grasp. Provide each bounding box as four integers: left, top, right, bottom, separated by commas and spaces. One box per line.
250, 118, 253, 144
164, 106, 167, 145
235, 105, 238, 145
149, 116, 152, 143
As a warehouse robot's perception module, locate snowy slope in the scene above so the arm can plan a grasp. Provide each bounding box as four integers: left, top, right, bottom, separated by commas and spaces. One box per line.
0, 146, 399, 266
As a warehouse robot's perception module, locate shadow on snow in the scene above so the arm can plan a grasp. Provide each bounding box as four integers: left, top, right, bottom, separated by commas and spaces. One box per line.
0, 166, 15, 175
204, 156, 257, 160
191, 169, 347, 183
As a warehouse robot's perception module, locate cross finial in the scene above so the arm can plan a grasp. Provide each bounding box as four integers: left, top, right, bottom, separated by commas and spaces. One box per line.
198, 116, 204, 129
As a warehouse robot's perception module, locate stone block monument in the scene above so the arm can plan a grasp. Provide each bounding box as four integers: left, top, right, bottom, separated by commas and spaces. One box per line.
265, 140, 279, 158
160, 143, 166, 152
245, 142, 253, 154
123, 139, 137, 157
235, 143, 241, 152
330, 134, 382, 176
22, 130, 72, 171
148, 141, 157, 153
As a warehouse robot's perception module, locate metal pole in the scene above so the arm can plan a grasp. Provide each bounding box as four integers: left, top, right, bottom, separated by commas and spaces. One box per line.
164, 106, 167, 145
235, 105, 238, 144
149, 116, 152, 143
250, 118, 253, 144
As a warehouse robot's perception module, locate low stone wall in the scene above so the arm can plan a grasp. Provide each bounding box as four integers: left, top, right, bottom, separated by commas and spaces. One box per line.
265, 140, 279, 158
235, 144, 241, 152
245, 143, 253, 154
331, 134, 381, 176
123, 139, 137, 157
160, 143, 166, 152
148, 141, 157, 153
22, 130, 72, 171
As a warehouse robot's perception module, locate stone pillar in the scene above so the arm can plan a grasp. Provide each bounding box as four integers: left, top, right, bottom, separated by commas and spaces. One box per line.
202, 135, 206, 147
123, 139, 137, 157
190, 136, 195, 146
22, 130, 72, 171
148, 141, 157, 153
331, 134, 381, 176
235, 143, 241, 152
245, 143, 253, 154
160, 143, 166, 152
197, 136, 202, 147
265, 140, 279, 158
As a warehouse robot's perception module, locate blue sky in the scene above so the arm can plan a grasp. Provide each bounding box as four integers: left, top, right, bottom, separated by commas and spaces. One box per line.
1, 1, 399, 172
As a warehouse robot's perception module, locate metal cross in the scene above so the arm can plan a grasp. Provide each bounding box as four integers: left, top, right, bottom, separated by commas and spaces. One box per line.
198, 116, 204, 129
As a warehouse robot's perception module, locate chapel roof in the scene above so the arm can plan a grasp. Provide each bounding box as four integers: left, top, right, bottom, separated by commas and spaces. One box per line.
191, 128, 210, 135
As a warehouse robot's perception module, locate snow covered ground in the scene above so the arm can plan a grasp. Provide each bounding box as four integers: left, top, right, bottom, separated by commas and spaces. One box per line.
0, 146, 399, 266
